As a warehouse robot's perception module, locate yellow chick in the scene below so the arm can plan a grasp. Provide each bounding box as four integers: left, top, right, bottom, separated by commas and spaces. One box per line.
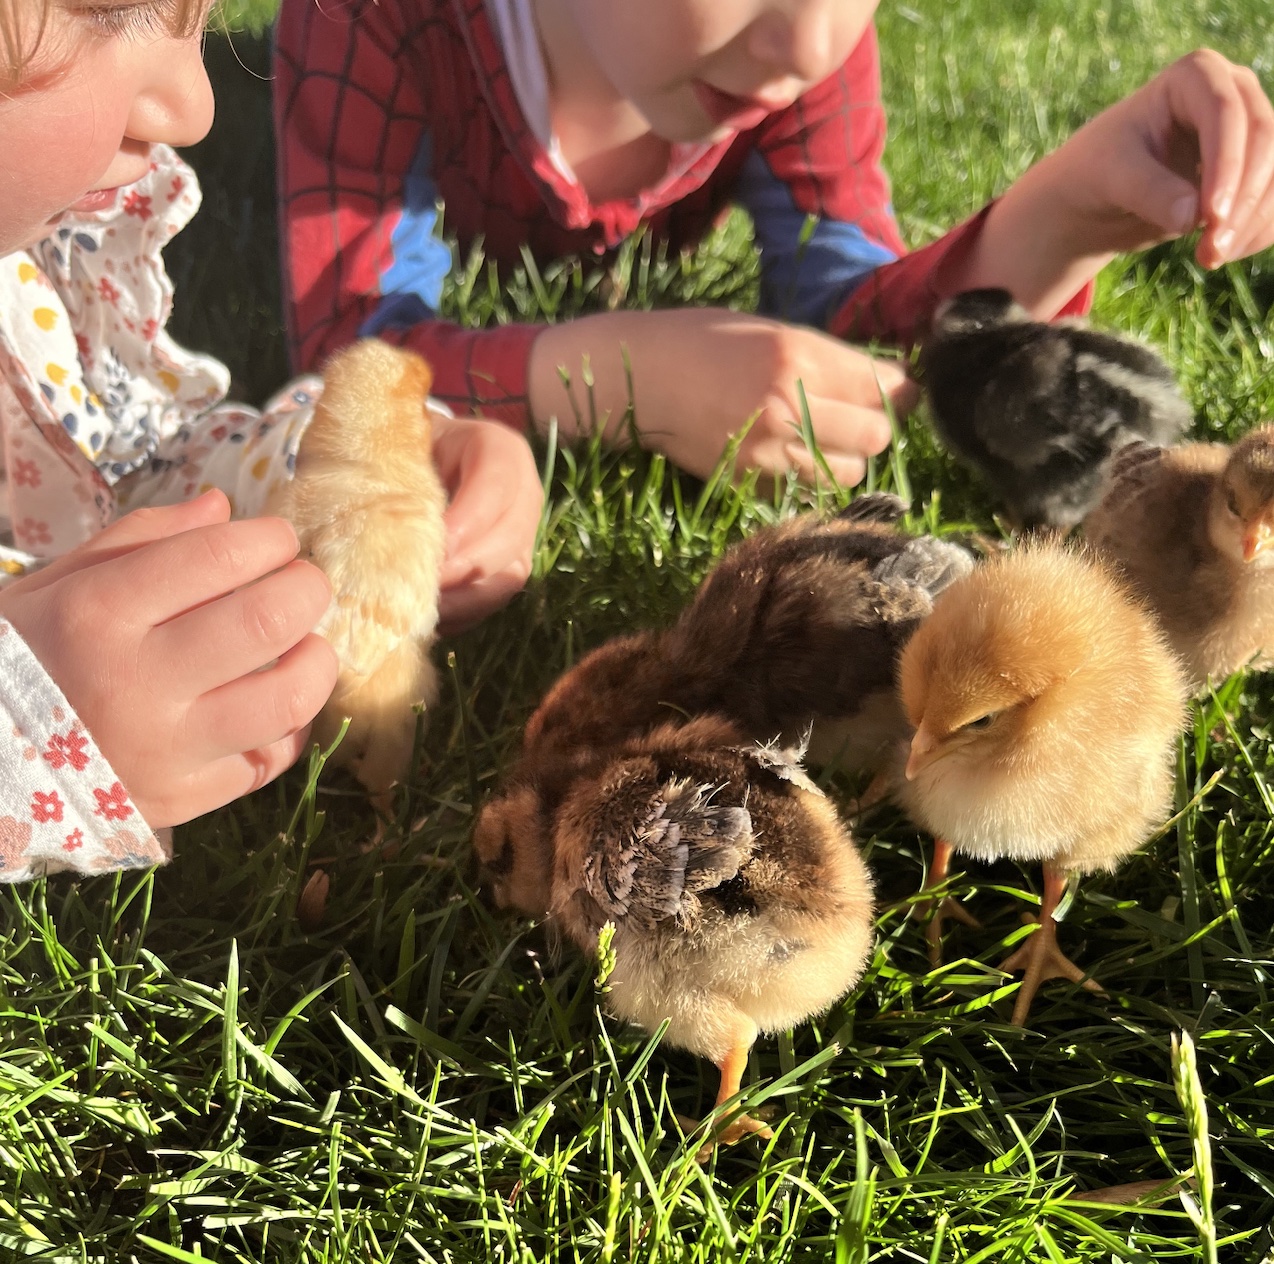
1083, 426, 1274, 691
474, 715, 874, 1159
270, 340, 447, 810
895, 543, 1187, 1025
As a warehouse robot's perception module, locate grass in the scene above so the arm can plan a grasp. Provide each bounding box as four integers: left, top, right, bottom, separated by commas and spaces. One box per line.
4, 0, 1274, 1259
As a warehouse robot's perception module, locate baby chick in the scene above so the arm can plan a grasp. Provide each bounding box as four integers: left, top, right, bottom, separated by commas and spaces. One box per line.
1083, 426, 1274, 690
269, 339, 447, 810
918, 289, 1192, 528
895, 542, 1187, 1024
521, 495, 973, 773
474, 715, 874, 1158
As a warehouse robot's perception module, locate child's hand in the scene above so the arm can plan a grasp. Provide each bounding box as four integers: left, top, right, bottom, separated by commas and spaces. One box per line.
529, 308, 916, 485
0, 492, 338, 828
433, 415, 543, 635
1057, 50, 1274, 267
968, 48, 1274, 310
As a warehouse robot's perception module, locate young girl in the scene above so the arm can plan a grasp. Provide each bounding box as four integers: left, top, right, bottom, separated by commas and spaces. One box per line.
275, 0, 1274, 485
0, 0, 542, 879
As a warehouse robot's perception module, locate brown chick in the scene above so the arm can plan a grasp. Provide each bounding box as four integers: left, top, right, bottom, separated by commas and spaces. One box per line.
1083, 426, 1274, 691
895, 542, 1187, 1025
473, 714, 874, 1159
269, 339, 447, 811
521, 494, 973, 773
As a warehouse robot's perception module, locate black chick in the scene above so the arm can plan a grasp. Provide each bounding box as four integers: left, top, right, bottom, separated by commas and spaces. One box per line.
918, 289, 1192, 528
473, 715, 874, 1158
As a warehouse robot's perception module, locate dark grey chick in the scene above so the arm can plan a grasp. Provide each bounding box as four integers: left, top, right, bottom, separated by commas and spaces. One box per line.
918, 288, 1192, 528
473, 714, 874, 1158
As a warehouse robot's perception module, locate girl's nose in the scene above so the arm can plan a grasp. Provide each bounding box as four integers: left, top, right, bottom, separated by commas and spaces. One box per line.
126, 38, 216, 150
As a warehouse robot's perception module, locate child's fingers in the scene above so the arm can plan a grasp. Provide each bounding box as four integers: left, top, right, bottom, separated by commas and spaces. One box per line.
438, 564, 531, 636
1174, 50, 1251, 227
93, 516, 303, 626
1200, 68, 1274, 263
149, 558, 332, 695
782, 442, 867, 489
150, 727, 318, 827
11, 491, 232, 594
185, 633, 338, 762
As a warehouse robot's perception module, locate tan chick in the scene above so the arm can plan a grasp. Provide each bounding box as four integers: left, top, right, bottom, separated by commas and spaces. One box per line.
269, 339, 447, 811
1083, 425, 1274, 691
473, 715, 874, 1159
895, 543, 1187, 1025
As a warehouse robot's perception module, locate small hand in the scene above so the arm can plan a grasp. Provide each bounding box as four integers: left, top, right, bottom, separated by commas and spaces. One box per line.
529, 307, 916, 485
432, 414, 543, 635
0, 491, 339, 827
1054, 49, 1274, 266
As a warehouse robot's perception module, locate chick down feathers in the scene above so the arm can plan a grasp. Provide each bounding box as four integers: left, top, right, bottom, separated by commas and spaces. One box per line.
919, 289, 1192, 528
269, 339, 448, 800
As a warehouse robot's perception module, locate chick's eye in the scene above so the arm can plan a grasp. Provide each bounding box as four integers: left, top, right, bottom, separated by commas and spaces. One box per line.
964, 714, 995, 731
1226, 488, 1241, 516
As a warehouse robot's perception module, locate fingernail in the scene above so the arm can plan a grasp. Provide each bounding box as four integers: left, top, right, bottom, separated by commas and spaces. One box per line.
1215, 189, 1234, 222
1171, 193, 1198, 234
1213, 227, 1235, 260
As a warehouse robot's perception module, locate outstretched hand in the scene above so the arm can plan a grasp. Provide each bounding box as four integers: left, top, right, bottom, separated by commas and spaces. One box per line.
529, 307, 916, 486
0, 491, 338, 827
1049, 49, 1273, 266
432, 414, 543, 635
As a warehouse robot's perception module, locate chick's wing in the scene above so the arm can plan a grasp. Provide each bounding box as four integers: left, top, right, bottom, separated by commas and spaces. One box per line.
561, 762, 754, 935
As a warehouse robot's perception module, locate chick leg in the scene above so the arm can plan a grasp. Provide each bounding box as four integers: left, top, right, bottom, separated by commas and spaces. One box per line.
999, 864, 1105, 1026
913, 838, 982, 966
687, 1033, 772, 1163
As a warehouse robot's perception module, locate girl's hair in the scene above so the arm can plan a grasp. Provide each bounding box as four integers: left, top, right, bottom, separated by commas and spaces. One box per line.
1, 0, 207, 86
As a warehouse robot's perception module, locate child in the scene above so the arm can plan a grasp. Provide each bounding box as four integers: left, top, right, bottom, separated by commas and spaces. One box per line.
274, 0, 1274, 492
0, 0, 543, 880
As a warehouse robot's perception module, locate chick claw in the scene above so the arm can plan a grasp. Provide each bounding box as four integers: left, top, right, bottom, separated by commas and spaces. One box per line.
999, 913, 1106, 1027
678, 1112, 774, 1164
917, 894, 984, 967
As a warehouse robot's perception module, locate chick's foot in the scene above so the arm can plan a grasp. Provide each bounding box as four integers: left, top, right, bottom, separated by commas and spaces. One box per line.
913, 838, 983, 966
999, 868, 1105, 1025
686, 1033, 773, 1163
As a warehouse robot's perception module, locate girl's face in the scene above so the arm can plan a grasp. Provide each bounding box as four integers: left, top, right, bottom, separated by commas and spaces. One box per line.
0, 0, 214, 255
553, 0, 880, 143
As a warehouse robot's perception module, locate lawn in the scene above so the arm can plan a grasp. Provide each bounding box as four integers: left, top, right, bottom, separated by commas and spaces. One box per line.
3, 1, 1274, 1260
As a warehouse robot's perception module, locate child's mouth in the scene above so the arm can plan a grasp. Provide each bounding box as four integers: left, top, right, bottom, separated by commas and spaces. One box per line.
690, 81, 773, 132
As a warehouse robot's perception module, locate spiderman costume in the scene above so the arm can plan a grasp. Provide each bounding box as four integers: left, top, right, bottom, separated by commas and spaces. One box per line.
274, 0, 1090, 427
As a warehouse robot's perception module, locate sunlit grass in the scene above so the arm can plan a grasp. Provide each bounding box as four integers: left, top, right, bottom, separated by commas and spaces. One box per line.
3, 1, 1273, 1260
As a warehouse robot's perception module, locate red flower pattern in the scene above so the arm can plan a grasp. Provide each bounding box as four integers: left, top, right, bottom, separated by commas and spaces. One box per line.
31, 790, 64, 824
15, 518, 52, 546
122, 191, 153, 220
63, 829, 84, 852
97, 277, 120, 304
92, 782, 134, 821
43, 728, 90, 772
11, 459, 40, 488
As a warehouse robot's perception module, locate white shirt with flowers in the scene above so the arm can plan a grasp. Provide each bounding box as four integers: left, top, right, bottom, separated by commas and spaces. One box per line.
0, 146, 320, 881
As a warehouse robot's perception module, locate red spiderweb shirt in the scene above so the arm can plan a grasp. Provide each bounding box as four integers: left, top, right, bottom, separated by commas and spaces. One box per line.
274, 0, 1090, 428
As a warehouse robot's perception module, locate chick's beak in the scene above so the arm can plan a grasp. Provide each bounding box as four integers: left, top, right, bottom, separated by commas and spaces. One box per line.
1242, 515, 1274, 562
905, 724, 941, 781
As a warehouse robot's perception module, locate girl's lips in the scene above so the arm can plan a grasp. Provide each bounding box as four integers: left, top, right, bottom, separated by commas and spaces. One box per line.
68, 188, 122, 213
691, 81, 774, 132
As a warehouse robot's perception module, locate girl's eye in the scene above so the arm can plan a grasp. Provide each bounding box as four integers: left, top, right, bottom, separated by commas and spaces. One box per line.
82, 1, 170, 38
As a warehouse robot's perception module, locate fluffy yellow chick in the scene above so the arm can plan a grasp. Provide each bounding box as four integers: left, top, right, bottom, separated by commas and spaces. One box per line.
1083, 426, 1274, 691
895, 543, 1187, 1024
474, 715, 874, 1158
270, 340, 447, 809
